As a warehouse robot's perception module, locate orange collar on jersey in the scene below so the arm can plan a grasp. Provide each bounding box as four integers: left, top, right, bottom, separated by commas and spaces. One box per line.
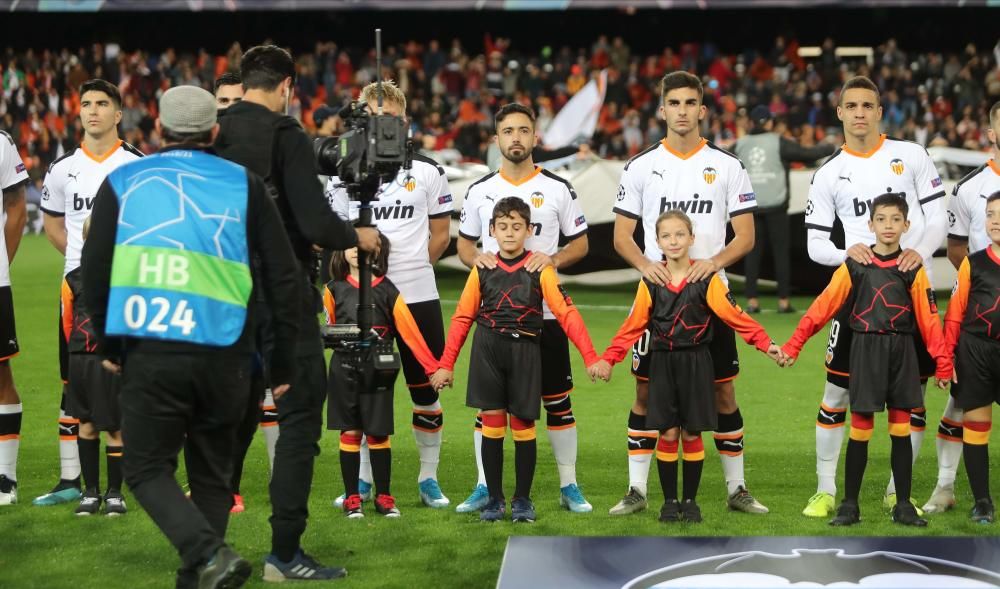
988, 245, 1000, 267
346, 275, 385, 288
660, 137, 707, 160
499, 166, 542, 186
496, 250, 531, 273
841, 134, 886, 158
869, 247, 901, 268
989, 159, 1000, 176
81, 139, 124, 163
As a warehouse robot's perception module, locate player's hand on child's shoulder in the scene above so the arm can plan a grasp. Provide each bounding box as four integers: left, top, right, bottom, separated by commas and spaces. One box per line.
473, 251, 499, 269
525, 252, 553, 272
641, 260, 671, 286
846, 243, 875, 265
685, 258, 719, 282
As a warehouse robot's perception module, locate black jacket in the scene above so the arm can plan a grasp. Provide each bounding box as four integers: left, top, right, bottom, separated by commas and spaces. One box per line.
214, 100, 358, 262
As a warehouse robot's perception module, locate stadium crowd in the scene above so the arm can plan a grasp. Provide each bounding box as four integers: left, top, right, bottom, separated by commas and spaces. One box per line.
2, 35, 998, 177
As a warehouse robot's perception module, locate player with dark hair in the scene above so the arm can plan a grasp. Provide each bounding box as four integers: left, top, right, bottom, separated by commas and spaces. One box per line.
802, 75, 950, 518
611, 71, 765, 516
433, 197, 600, 523
455, 103, 593, 514
784, 193, 951, 527
36, 79, 143, 507
214, 73, 244, 109
595, 209, 783, 523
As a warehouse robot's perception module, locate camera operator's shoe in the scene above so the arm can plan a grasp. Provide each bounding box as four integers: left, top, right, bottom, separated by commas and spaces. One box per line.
456, 484, 490, 513
829, 500, 861, 526
374, 494, 400, 518
32, 477, 81, 506
480, 497, 506, 522
559, 484, 592, 513
511, 497, 536, 523
198, 545, 251, 589
418, 478, 450, 509
333, 480, 372, 508
75, 490, 101, 516
0, 475, 18, 505
263, 550, 347, 582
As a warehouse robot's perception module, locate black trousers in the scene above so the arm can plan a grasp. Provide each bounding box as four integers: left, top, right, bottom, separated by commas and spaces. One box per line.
268, 346, 327, 559
120, 351, 251, 574
744, 206, 791, 299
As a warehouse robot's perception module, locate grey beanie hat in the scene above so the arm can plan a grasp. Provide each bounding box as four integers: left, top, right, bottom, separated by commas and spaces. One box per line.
159, 85, 217, 134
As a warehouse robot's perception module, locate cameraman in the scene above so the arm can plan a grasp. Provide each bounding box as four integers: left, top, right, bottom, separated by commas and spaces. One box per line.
214, 44, 377, 582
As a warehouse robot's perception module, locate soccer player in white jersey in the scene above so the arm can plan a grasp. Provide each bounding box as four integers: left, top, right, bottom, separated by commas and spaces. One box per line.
802, 76, 949, 518
933, 100, 1000, 513
455, 103, 592, 513
610, 71, 765, 516
35, 79, 143, 506
0, 131, 28, 505
326, 81, 454, 509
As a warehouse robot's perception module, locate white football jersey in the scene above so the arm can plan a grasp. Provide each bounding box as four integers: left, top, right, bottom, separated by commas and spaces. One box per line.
459, 166, 588, 319
805, 135, 946, 266
614, 138, 757, 264
326, 154, 453, 303
41, 140, 143, 275
948, 159, 1000, 255
0, 131, 29, 288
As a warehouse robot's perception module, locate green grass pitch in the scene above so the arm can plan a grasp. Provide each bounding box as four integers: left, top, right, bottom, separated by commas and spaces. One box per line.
1, 235, 997, 588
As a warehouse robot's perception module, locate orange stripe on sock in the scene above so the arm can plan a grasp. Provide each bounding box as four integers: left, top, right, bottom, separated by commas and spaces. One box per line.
546, 423, 575, 431
0, 433, 20, 441
542, 389, 573, 400
717, 450, 742, 457
58, 418, 79, 425
713, 432, 743, 440
628, 430, 658, 438
412, 409, 443, 416
684, 451, 706, 461
629, 449, 654, 456
820, 403, 847, 413
817, 422, 847, 429
59, 435, 77, 441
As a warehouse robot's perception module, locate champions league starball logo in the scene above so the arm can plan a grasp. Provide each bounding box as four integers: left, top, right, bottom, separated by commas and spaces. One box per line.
621, 549, 1000, 589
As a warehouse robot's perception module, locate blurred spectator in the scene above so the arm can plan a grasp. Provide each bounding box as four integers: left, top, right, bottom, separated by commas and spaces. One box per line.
0, 35, 997, 172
